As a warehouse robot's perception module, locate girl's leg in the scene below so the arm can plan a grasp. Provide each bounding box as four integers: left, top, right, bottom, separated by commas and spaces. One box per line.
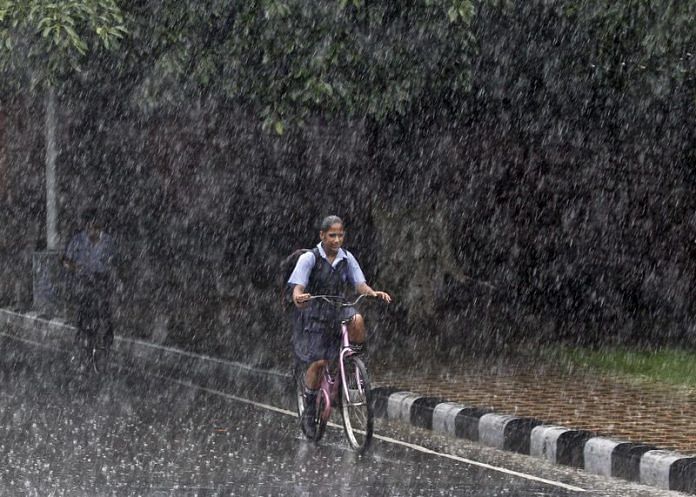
347, 314, 366, 345
305, 359, 328, 389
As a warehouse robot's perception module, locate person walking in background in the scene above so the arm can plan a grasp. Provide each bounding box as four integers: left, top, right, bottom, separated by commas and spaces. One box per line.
62, 208, 118, 366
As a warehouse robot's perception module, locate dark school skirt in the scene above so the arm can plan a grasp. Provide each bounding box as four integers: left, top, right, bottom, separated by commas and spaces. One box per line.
292, 304, 358, 364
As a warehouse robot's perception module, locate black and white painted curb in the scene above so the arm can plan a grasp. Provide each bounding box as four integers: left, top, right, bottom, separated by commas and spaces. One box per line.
371, 387, 696, 494
2, 308, 695, 495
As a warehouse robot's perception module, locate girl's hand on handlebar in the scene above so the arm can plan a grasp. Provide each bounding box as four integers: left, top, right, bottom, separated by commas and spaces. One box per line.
294, 292, 311, 308
371, 291, 392, 303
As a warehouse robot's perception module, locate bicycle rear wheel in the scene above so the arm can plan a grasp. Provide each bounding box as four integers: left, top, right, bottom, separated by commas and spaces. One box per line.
294, 364, 309, 435
295, 362, 329, 443
294, 370, 305, 416
340, 356, 373, 453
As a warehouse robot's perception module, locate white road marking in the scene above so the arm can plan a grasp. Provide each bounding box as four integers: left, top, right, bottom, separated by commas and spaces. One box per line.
0, 332, 68, 352
143, 372, 587, 493
2, 332, 587, 493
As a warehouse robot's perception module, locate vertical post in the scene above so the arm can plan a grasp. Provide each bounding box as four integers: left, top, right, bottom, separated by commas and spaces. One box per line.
45, 86, 58, 250
32, 87, 62, 316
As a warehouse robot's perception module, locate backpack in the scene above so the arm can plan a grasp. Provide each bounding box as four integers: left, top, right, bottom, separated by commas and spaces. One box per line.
279, 247, 320, 310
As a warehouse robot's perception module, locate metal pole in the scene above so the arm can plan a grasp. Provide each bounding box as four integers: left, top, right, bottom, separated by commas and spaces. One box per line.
45, 86, 58, 250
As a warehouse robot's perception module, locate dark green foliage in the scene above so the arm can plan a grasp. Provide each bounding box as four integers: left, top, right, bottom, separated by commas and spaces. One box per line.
0, 1, 694, 356
113, 0, 475, 131
0, 0, 127, 90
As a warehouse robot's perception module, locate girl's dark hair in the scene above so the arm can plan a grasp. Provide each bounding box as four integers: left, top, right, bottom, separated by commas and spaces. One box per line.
320, 215, 343, 232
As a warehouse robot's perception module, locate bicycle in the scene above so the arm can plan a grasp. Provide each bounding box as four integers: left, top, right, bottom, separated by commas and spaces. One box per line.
294, 293, 376, 454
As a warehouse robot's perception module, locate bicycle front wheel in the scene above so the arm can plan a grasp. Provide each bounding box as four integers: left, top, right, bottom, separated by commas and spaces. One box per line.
340, 356, 373, 453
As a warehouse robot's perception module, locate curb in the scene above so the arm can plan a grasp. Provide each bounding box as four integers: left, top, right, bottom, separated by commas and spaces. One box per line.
0, 309, 293, 410
371, 387, 696, 494
2, 308, 694, 495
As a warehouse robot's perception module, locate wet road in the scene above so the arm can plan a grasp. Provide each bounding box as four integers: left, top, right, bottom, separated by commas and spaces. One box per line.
0, 336, 677, 497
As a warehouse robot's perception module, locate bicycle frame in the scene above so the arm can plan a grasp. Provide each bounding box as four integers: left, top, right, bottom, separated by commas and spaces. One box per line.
317, 320, 355, 422
317, 323, 373, 425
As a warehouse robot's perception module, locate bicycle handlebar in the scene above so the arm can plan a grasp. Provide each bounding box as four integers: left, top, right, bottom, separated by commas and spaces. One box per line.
307, 293, 372, 307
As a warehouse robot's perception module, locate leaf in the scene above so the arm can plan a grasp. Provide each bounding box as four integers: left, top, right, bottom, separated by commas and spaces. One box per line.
63, 24, 78, 41
447, 6, 458, 23
274, 120, 285, 135
75, 37, 87, 54
37, 17, 51, 30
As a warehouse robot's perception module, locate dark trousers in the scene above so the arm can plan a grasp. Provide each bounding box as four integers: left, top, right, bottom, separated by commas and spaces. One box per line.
73, 275, 113, 348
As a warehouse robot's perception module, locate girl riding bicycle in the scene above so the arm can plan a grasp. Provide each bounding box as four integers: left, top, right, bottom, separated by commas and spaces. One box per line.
287, 215, 391, 438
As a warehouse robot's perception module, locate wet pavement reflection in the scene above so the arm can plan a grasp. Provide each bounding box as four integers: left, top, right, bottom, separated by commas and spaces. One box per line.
0, 337, 665, 496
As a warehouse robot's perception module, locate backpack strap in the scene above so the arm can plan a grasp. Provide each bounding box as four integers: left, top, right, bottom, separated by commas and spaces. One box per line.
311, 247, 321, 269
306, 247, 321, 290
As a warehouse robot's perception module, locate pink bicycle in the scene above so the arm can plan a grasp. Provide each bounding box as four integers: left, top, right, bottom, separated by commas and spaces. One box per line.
295, 294, 375, 454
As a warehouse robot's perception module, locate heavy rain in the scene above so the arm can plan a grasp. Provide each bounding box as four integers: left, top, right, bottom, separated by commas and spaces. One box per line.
0, 1, 694, 496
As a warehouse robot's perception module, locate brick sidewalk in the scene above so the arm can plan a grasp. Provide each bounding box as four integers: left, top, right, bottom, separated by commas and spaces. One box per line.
371, 353, 696, 455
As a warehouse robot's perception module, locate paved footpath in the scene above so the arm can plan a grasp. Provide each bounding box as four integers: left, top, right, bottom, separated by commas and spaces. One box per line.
371, 352, 696, 454
368, 347, 696, 494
